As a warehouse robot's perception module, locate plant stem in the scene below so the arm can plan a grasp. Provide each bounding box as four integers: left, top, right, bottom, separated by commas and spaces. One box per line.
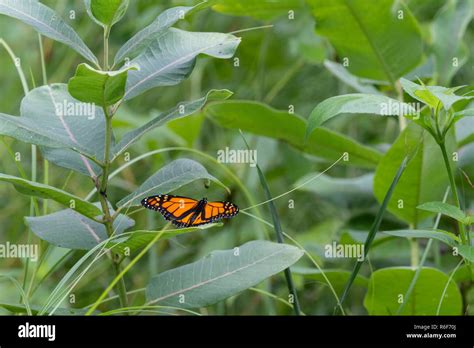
97, 105, 128, 310
38, 33, 49, 215
396, 80, 420, 267
410, 237, 419, 268
98, 109, 113, 227
439, 140, 467, 244
396, 187, 449, 314
43, 160, 49, 214
86, 230, 165, 315
103, 26, 110, 70
1, 38, 38, 303
98, 22, 128, 310
395, 80, 407, 130
113, 262, 129, 309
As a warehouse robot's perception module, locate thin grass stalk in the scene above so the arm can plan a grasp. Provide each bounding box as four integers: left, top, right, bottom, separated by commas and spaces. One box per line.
396, 187, 450, 314
240, 131, 301, 315
339, 156, 409, 310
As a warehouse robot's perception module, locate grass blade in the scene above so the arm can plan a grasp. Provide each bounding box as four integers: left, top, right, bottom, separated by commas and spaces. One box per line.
240, 130, 301, 315
339, 156, 409, 309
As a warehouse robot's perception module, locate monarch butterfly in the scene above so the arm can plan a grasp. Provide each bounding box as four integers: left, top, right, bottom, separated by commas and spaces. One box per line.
141, 194, 239, 228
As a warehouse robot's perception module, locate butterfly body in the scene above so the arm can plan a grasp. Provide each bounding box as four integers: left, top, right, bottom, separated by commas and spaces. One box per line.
141, 194, 239, 228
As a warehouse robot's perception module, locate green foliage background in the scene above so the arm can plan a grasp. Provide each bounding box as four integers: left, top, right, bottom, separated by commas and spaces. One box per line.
0, 0, 473, 316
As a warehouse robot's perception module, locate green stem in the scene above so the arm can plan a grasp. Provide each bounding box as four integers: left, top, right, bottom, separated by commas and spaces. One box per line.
394, 80, 407, 130
439, 141, 467, 244
97, 105, 128, 310
0, 38, 38, 304
43, 160, 49, 214
100, 108, 112, 195
38, 34, 49, 215
97, 110, 113, 230
113, 262, 128, 309
103, 26, 110, 70
98, 21, 128, 310
409, 224, 419, 268
410, 237, 419, 268
38, 34, 47, 84
86, 230, 165, 315
396, 187, 449, 314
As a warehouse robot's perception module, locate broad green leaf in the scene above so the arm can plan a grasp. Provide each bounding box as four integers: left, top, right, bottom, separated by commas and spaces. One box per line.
38, 147, 101, 177
68, 63, 137, 107
124, 28, 240, 100
211, 0, 305, 20
364, 267, 462, 315
0, 0, 98, 65
84, 0, 129, 28
20, 84, 106, 176
373, 122, 452, 224
25, 205, 134, 250
427, 86, 472, 111
0, 108, 102, 176
0, 173, 102, 219
292, 267, 368, 295
382, 229, 460, 247
400, 78, 441, 109
400, 78, 471, 111
20, 84, 106, 156
306, 94, 416, 140
323, 60, 381, 95
458, 245, 474, 262
114, 5, 203, 64
432, 0, 474, 85
205, 100, 383, 169
294, 172, 373, 198
417, 201, 467, 223
307, 0, 423, 82
113, 89, 232, 158
0, 112, 77, 149
0, 85, 105, 176
117, 158, 225, 207
146, 240, 304, 309
109, 225, 221, 255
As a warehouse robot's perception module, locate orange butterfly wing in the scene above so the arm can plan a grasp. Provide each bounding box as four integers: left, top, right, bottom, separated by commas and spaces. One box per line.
141, 195, 239, 228
179, 201, 239, 227
141, 195, 199, 221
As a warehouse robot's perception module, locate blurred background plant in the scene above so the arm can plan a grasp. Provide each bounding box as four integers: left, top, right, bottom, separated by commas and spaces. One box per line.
0, 0, 473, 315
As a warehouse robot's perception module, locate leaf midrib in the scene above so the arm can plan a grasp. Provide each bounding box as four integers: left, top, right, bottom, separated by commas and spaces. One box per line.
148, 247, 292, 305
125, 34, 239, 98
343, 0, 396, 85
0, 0, 94, 61
119, 165, 211, 207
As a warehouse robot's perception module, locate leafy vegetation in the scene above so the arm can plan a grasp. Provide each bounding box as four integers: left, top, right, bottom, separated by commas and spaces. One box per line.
0, 0, 473, 316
